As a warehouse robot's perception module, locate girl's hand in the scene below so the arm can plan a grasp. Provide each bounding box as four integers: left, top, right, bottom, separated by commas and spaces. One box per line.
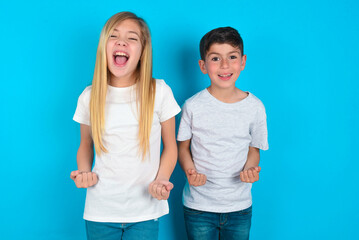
70, 170, 98, 188
240, 166, 261, 183
187, 169, 207, 186
148, 179, 174, 200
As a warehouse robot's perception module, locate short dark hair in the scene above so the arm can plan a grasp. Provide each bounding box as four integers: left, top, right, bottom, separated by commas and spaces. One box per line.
199, 27, 244, 60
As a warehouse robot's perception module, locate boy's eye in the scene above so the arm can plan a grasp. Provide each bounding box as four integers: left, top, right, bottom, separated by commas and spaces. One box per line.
211, 57, 220, 61
230, 55, 237, 59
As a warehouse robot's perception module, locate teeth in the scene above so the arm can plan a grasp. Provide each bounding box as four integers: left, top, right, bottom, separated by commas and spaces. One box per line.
115, 52, 129, 57
219, 74, 232, 77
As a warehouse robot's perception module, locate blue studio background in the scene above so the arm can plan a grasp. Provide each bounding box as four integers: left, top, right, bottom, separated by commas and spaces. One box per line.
1, 0, 358, 239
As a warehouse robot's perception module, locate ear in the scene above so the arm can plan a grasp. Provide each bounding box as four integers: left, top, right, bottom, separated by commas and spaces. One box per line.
198, 60, 207, 74
241, 55, 247, 70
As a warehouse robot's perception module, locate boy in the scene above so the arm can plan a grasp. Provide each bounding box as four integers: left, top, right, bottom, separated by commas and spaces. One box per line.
177, 27, 268, 240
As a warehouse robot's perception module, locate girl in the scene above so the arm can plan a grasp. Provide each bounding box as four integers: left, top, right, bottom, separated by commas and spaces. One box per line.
70, 12, 180, 240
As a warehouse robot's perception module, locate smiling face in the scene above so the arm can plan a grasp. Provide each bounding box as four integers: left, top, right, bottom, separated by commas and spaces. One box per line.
106, 19, 143, 86
199, 43, 246, 90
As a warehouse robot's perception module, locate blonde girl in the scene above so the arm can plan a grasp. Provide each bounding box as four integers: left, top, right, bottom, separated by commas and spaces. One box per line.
70, 12, 180, 240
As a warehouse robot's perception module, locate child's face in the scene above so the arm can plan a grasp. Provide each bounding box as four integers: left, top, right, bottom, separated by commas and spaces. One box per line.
106, 19, 142, 85
199, 43, 246, 90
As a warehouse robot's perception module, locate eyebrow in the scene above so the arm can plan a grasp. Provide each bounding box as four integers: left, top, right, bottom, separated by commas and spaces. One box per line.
128, 31, 140, 37
112, 29, 140, 37
207, 50, 241, 56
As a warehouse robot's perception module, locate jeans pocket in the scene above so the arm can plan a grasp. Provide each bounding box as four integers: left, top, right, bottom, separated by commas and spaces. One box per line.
238, 206, 252, 215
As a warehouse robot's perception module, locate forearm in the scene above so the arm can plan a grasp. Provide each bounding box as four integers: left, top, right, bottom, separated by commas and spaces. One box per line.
243, 147, 260, 170
156, 117, 178, 181
76, 124, 94, 172
156, 144, 177, 180
178, 139, 207, 186
77, 143, 94, 172
178, 140, 195, 172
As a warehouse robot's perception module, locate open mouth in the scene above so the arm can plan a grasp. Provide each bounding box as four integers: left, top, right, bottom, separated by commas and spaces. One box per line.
113, 51, 129, 66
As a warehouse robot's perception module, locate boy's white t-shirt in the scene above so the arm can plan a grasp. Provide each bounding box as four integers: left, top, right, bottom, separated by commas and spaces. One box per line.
73, 79, 181, 223
177, 89, 268, 213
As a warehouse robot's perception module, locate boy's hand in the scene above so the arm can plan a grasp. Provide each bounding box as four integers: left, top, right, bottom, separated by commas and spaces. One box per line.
187, 169, 207, 186
240, 166, 261, 183
70, 170, 98, 188
149, 179, 174, 200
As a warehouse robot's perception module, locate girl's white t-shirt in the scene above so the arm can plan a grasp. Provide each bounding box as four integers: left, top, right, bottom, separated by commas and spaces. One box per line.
73, 79, 181, 223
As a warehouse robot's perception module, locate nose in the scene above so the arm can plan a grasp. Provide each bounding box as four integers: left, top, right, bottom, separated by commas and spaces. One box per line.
220, 59, 229, 69
116, 38, 127, 46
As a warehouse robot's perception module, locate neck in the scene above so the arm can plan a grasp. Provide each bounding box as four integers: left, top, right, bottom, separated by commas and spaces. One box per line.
207, 86, 247, 103
109, 74, 137, 88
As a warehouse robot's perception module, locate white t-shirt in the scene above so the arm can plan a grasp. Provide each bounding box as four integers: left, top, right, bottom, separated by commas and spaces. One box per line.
177, 89, 268, 213
73, 79, 181, 222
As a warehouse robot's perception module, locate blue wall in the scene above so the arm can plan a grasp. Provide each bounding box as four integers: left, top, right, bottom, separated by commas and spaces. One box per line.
1, 0, 358, 239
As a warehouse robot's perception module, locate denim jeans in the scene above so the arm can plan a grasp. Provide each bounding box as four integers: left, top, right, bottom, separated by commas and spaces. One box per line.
183, 205, 252, 240
85, 218, 159, 240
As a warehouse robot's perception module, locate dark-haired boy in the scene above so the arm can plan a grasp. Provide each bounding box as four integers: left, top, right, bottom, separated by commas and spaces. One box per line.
177, 27, 269, 240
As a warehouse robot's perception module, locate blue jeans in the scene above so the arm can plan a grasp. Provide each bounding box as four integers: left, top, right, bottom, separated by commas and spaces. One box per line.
85, 219, 159, 240
183, 206, 252, 240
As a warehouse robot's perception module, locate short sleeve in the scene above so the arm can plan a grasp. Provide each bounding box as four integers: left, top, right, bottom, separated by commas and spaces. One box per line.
73, 87, 91, 126
177, 102, 192, 141
158, 80, 181, 122
249, 104, 269, 150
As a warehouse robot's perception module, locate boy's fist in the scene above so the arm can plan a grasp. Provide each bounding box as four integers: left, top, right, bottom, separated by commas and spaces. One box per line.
149, 179, 174, 200
240, 166, 261, 183
70, 170, 98, 188
187, 169, 207, 186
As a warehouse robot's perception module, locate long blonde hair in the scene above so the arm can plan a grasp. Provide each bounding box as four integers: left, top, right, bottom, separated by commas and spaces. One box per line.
90, 12, 156, 158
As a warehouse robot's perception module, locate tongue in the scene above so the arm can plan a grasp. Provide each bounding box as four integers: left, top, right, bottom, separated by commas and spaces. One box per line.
115, 56, 127, 65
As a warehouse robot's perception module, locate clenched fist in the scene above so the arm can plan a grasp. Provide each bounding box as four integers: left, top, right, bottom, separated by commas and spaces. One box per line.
186, 169, 207, 187
70, 170, 98, 188
240, 166, 261, 183
149, 179, 174, 200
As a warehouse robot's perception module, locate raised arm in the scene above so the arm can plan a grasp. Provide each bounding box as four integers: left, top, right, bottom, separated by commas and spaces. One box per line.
77, 124, 94, 171
178, 140, 206, 187
240, 147, 261, 183
70, 124, 98, 188
148, 117, 177, 200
